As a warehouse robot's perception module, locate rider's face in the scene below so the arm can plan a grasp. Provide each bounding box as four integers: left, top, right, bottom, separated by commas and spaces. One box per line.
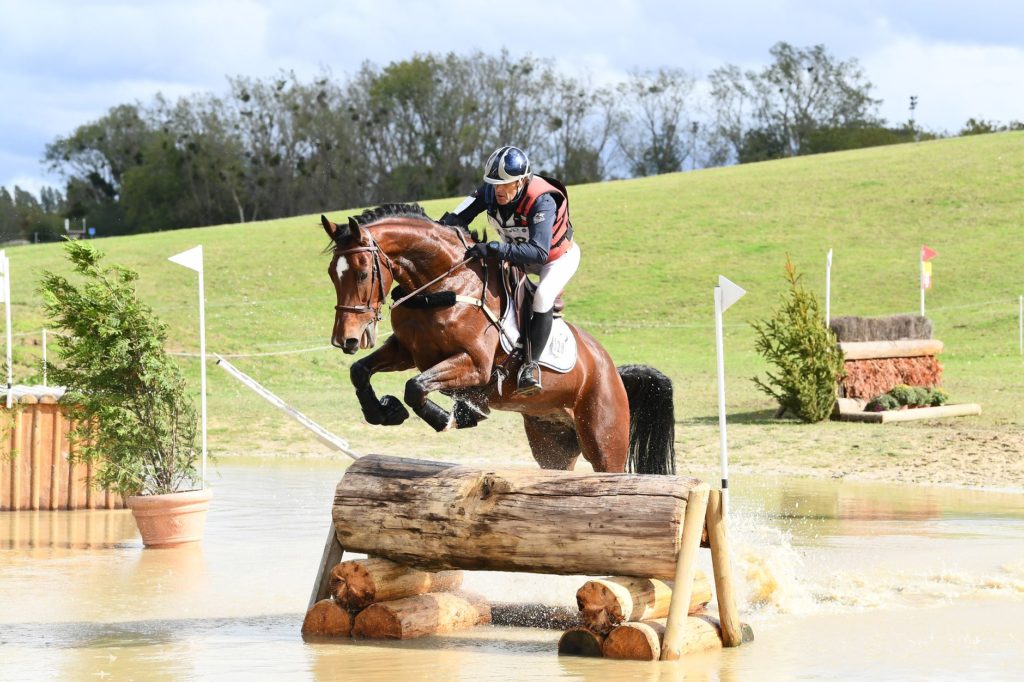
494, 180, 521, 206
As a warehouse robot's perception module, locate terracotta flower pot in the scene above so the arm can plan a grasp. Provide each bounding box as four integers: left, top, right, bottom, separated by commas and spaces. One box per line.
126, 488, 213, 548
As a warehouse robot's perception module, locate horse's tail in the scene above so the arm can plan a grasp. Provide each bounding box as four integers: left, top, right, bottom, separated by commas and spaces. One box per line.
617, 364, 676, 475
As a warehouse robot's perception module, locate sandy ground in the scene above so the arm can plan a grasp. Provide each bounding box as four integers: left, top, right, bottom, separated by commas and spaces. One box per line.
227, 413, 1024, 492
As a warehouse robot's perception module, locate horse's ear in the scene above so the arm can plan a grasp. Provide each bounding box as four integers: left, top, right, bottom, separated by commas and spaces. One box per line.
348, 216, 362, 241
321, 214, 336, 239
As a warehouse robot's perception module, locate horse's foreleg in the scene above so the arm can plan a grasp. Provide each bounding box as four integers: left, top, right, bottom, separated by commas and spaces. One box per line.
404, 352, 490, 433
350, 336, 415, 426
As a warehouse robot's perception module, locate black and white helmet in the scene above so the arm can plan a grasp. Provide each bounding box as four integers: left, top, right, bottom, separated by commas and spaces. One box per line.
483, 146, 531, 185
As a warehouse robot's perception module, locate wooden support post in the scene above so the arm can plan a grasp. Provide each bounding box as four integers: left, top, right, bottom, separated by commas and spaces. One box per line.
86, 460, 95, 509
30, 402, 42, 510
67, 422, 79, 510
49, 404, 63, 510
706, 488, 743, 647
308, 523, 345, 611
660, 482, 710, 661
10, 401, 24, 510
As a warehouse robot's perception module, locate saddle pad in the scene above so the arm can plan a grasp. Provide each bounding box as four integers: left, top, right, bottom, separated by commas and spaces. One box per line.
499, 303, 577, 373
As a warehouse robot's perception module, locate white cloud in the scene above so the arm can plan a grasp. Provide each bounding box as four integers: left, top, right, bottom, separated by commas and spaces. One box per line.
864, 37, 1024, 132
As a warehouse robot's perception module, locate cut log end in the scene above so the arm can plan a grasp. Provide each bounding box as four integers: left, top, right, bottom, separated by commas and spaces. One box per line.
352, 603, 404, 639
557, 627, 604, 657
301, 599, 352, 638
602, 621, 663, 661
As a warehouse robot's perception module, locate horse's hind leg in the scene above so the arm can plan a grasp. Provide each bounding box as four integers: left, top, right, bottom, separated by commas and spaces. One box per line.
523, 414, 580, 470
573, 380, 630, 473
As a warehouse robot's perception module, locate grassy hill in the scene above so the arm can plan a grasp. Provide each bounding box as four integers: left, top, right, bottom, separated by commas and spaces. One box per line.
6, 132, 1024, 476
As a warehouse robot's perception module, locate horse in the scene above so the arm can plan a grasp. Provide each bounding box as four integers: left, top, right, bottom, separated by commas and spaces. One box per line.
321, 203, 676, 475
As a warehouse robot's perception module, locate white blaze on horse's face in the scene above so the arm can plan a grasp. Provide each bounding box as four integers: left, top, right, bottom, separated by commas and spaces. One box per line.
330, 252, 378, 354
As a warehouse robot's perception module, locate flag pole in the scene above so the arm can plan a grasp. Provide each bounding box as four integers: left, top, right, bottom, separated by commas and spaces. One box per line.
919, 247, 926, 317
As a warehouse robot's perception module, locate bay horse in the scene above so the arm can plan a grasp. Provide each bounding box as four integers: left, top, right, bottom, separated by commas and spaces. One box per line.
322, 203, 676, 474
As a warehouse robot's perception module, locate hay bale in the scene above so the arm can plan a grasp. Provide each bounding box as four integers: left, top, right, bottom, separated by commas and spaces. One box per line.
839, 356, 943, 400
829, 315, 932, 343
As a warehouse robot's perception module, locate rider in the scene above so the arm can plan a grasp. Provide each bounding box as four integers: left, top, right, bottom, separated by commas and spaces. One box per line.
439, 145, 579, 396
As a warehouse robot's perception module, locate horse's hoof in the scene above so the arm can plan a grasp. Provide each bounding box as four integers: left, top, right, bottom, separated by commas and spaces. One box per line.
453, 400, 486, 429
380, 395, 409, 425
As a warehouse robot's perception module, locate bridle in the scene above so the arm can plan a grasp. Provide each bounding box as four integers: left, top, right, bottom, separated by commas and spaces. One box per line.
333, 235, 394, 323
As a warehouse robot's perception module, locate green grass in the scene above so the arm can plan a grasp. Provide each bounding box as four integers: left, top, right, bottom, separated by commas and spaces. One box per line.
6, 132, 1024, 470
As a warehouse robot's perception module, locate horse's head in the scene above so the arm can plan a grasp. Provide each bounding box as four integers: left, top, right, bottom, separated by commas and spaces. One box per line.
322, 214, 395, 354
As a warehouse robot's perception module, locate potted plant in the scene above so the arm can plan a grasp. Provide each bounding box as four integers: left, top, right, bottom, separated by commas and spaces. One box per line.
39, 240, 211, 548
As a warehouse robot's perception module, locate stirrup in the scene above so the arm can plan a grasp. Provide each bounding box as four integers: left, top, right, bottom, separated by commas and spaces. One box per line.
515, 361, 542, 396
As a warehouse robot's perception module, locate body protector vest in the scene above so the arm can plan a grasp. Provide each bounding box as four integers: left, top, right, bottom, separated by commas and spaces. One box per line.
485, 176, 573, 263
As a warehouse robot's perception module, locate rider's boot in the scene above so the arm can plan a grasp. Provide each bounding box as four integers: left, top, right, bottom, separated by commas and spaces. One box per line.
516, 309, 552, 396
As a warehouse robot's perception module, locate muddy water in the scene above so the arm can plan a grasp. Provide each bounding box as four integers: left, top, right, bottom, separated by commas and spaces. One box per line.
1, 459, 1022, 681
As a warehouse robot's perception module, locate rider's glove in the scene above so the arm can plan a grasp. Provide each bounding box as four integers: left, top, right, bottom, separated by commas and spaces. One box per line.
438, 211, 464, 227
465, 241, 502, 261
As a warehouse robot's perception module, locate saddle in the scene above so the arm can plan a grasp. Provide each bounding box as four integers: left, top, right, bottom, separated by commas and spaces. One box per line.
497, 263, 564, 330
497, 264, 576, 373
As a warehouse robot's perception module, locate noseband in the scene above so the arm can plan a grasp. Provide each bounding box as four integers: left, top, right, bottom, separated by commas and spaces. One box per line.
334, 237, 395, 322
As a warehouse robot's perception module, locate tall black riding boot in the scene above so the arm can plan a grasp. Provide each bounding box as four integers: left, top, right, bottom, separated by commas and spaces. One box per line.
516, 309, 553, 396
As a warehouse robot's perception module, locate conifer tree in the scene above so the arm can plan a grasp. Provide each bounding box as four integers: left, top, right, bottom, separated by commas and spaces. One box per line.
752, 255, 845, 422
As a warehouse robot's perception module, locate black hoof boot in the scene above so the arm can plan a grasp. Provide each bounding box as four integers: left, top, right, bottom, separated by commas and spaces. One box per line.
453, 400, 487, 429
379, 395, 409, 425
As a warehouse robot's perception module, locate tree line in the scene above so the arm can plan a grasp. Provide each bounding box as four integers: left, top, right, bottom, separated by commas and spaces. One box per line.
4, 42, 1017, 241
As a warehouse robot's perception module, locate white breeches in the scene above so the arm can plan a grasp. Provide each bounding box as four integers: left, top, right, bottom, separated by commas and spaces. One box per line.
533, 242, 580, 313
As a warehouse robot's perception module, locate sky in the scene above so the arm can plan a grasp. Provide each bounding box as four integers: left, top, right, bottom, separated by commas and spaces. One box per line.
2, 0, 1022, 196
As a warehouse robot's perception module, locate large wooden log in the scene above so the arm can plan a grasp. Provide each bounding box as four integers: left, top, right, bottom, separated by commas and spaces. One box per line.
839, 339, 943, 360
575, 571, 711, 634
302, 598, 353, 637
603, 614, 752, 661
352, 591, 491, 640
331, 454, 702, 579
330, 558, 463, 609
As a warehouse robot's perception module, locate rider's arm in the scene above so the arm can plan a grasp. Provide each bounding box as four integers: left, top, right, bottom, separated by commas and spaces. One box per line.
440, 186, 486, 227
492, 193, 556, 266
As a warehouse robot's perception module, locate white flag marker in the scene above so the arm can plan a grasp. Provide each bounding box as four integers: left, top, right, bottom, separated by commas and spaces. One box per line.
1, 252, 11, 408
715, 275, 746, 516
169, 245, 208, 489
825, 248, 833, 326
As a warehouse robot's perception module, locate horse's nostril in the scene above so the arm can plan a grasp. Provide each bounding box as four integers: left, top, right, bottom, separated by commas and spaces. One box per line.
343, 338, 359, 351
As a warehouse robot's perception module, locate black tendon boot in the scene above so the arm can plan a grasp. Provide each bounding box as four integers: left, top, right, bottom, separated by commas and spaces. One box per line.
517, 309, 553, 396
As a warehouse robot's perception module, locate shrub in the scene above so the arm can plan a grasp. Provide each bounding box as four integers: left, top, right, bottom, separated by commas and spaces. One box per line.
752, 256, 846, 422
888, 384, 913, 406
929, 387, 949, 406
39, 240, 200, 496
866, 394, 900, 412
909, 386, 933, 407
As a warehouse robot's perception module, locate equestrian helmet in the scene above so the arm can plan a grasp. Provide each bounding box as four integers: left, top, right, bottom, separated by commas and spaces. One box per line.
483, 146, 531, 184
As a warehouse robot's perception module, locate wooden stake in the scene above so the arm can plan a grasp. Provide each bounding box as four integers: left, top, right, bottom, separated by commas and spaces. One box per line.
660, 482, 710, 661
49, 403, 63, 510
707, 488, 743, 646
30, 402, 42, 510
308, 523, 345, 611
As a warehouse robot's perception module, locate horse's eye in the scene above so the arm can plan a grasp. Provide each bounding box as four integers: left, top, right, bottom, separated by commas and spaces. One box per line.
358, 272, 370, 282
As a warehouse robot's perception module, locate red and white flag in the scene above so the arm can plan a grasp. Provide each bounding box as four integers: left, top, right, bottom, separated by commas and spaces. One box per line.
921, 245, 937, 290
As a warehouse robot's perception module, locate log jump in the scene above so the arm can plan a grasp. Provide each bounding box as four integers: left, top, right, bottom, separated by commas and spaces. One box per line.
305, 454, 751, 661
